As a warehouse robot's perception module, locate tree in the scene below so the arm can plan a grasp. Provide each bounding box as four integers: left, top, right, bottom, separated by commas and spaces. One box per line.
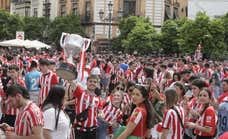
161, 20, 180, 55
122, 20, 158, 54
0, 9, 24, 40
113, 16, 159, 54
179, 12, 225, 59
23, 17, 50, 42
48, 14, 85, 49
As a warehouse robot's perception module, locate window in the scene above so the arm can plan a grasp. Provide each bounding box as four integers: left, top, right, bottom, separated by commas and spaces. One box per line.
60, 4, 66, 16
164, 5, 171, 20
173, 7, 179, 19
33, 8, 38, 17
72, 4, 77, 15
72, 0, 78, 15
123, 0, 136, 17
25, 7, 30, 16
43, 0, 51, 18
85, 1, 90, 22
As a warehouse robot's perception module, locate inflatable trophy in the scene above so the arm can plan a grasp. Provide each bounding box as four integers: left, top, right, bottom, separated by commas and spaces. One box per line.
57, 33, 86, 81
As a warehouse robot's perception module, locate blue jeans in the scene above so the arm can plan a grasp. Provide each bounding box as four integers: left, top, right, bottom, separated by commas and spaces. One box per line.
97, 118, 109, 139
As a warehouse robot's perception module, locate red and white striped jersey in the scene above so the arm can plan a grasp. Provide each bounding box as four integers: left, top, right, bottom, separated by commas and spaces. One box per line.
101, 103, 123, 124
73, 85, 101, 131
4, 78, 25, 115
194, 106, 217, 137
15, 101, 44, 136
125, 69, 134, 81
38, 71, 58, 106
123, 92, 131, 107
162, 105, 185, 139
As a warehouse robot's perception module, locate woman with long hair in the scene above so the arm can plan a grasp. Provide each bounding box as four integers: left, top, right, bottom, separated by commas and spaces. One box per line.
42, 85, 71, 139
116, 85, 154, 139
161, 88, 185, 139
173, 82, 186, 104
186, 88, 217, 139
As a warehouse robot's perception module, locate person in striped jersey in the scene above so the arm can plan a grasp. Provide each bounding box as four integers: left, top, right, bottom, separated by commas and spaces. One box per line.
161, 88, 185, 139
186, 88, 217, 139
97, 90, 123, 139
38, 59, 58, 107
116, 85, 154, 139
0, 85, 44, 139
1, 64, 25, 127
73, 75, 102, 139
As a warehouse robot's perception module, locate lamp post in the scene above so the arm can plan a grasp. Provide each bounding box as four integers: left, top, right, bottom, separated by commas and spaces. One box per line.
108, 1, 113, 41
98, 1, 123, 47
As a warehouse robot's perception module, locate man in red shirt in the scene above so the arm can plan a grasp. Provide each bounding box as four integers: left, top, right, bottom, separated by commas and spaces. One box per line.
218, 78, 228, 104
38, 59, 58, 106
0, 85, 43, 139
73, 75, 102, 139
1, 64, 25, 127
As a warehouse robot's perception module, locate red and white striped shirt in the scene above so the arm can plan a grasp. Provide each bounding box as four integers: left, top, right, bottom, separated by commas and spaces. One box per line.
123, 92, 131, 107
125, 69, 134, 81
73, 85, 101, 131
38, 71, 58, 106
15, 101, 44, 136
162, 105, 184, 139
194, 106, 217, 137
102, 103, 122, 124
4, 78, 25, 115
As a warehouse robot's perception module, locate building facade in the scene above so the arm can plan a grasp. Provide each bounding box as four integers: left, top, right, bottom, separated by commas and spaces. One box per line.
0, 0, 10, 11
10, 0, 58, 20
9, 0, 187, 43
79, 0, 187, 43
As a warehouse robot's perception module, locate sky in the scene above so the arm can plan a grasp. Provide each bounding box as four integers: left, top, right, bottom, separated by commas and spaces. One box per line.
188, 0, 228, 19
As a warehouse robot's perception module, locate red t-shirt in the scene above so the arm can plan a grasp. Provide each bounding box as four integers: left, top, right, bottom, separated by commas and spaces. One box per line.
129, 104, 147, 137
219, 132, 228, 139
194, 106, 217, 137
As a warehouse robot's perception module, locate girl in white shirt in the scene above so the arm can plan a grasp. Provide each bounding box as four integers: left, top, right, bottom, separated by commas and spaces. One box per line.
42, 85, 71, 139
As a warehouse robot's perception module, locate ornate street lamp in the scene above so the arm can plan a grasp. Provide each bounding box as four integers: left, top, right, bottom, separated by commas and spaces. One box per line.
98, 1, 123, 46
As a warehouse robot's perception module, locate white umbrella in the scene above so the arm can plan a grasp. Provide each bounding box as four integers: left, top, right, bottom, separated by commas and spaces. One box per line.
24, 40, 51, 49
0, 39, 26, 47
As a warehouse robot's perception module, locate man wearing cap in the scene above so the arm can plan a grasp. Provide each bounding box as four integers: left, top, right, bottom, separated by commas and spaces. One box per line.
0, 85, 43, 139
38, 59, 58, 106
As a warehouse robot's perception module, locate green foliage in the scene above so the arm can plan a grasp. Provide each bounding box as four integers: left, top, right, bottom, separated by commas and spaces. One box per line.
113, 12, 227, 59
0, 10, 84, 49
23, 17, 50, 41
113, 16, 159, 54
161, 20, 180, 55
48, 14, 85, 48
0, 9, 24, 40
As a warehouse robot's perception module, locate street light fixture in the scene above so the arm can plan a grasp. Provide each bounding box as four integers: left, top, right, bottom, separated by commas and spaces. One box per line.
99, 1, 123, 46
108, 1, 113, 41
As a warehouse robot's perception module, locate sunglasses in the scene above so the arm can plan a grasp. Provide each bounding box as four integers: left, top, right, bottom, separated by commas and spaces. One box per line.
116, 87, 124, 91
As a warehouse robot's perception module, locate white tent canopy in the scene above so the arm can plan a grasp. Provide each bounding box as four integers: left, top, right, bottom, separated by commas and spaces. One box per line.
24, 40, 51, 49
0, 39, 27, 47
0, 39, 51, 49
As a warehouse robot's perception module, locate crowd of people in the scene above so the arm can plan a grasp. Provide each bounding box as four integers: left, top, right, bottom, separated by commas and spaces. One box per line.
0, 47, 227, 139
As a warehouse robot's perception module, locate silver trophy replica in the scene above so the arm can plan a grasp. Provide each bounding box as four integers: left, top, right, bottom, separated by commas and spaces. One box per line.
57, 33, 85, 81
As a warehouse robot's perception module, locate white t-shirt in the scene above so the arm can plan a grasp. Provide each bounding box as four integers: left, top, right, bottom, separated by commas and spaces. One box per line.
43, 108, 71, 139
